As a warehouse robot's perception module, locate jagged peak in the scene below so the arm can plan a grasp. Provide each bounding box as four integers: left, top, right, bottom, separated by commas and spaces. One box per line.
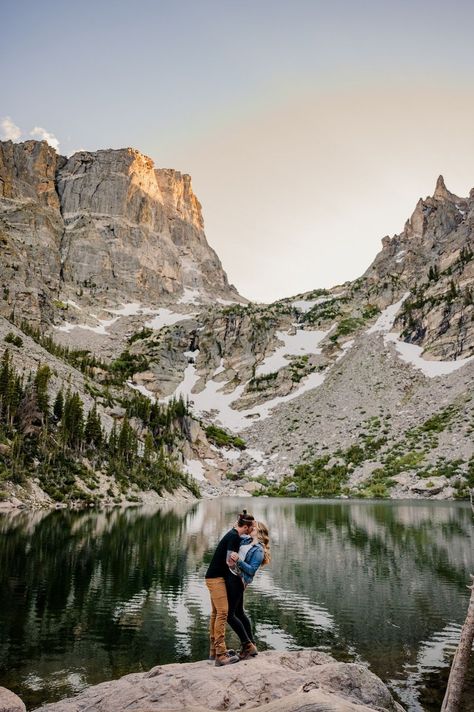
433, 174, 460, 202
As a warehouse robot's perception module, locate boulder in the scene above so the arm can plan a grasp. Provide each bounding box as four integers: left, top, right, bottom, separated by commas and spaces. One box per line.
243, 481, 264, 494
0, 687, 26, 712
410, 476, 447, 496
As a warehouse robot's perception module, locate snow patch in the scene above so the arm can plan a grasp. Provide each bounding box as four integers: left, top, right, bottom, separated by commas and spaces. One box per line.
127, 382, 157, 402
291, 295, 331, 313
367, 294, 409, 334
255, 328, 329, 376
55, 315, 119, 335
367, 294, 474, 377
145, 309, 195, 330
385, 334, 474, 377
183, 459, 206, 482
162, 357, 328, 432
178, 288, 202, 304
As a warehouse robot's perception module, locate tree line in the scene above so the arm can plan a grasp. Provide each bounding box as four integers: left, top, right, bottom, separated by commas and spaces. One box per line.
0, 350, 199, 503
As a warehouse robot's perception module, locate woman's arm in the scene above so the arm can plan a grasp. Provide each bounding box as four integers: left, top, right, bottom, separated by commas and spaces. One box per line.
236, 547, 264, 577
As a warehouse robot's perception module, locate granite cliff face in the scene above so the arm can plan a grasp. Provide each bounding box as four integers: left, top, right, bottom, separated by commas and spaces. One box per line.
0, 140, 240, 324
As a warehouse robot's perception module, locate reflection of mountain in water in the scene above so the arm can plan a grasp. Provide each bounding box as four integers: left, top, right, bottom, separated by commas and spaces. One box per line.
237, 499, 474, 712
0, 499, 472, 712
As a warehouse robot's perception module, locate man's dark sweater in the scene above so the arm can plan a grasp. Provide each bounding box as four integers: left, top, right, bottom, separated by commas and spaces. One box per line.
205, 528, 241, 579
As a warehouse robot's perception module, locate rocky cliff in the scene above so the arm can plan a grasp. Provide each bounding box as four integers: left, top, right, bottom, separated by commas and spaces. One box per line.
0, 140, 241, 325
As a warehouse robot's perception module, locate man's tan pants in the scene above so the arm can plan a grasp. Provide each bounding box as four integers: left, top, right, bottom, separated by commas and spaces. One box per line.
205, 577, 228, 656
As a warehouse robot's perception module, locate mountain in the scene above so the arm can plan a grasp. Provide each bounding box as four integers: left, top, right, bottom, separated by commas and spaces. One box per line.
0, 140, 242, 326
0, 140, 473, 506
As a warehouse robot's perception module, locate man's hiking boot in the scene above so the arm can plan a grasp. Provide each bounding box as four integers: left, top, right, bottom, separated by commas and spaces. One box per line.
209, 649, 236, 662
238, 642, 258, 660
215, 651, 240, 666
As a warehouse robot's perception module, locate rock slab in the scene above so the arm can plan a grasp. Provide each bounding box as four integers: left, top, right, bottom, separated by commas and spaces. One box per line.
32, 650, 405, 712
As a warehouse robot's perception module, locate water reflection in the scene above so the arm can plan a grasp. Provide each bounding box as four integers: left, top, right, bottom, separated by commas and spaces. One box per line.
0, 499, 472, 712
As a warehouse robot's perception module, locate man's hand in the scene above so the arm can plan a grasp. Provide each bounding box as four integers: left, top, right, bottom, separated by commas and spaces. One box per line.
229, 552, 239, 562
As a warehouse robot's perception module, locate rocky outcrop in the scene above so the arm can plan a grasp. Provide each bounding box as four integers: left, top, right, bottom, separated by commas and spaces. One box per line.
0, 686, 25, 712
31, 650, 405, 712
0, 140, 241, 325
362, 175, 473, 360
0, 141, 65, 323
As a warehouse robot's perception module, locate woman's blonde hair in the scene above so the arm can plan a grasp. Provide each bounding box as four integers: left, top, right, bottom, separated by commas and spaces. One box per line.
255, 522, 271, 566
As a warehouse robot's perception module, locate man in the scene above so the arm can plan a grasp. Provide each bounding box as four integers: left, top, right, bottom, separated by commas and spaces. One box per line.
205, 509, 255, 666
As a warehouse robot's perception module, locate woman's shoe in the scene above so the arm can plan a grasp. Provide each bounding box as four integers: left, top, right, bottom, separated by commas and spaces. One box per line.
238, 642, 258, 660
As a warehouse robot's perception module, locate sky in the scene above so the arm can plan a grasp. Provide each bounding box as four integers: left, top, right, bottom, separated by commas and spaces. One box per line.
2, 0, 474, 302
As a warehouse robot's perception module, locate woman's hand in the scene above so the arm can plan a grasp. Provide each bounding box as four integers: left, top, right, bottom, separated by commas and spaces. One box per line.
229, 552, 239, 562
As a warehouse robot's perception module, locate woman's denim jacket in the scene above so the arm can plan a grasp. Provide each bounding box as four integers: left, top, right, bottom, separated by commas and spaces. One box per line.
235, 536, 264, 586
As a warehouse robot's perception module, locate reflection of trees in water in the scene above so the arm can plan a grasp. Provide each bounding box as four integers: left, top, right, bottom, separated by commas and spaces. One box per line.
0, 499, 472, 712
270, 501, 473, 688
0, 503, 199, 703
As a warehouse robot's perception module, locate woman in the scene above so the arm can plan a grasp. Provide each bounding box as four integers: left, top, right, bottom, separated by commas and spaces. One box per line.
226, 521, 271, 660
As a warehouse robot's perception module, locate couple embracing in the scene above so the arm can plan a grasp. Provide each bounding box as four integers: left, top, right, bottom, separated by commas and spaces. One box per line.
205, 509, 271, 666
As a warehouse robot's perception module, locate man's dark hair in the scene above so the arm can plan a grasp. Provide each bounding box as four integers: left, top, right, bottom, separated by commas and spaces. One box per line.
237, 509, 255, 527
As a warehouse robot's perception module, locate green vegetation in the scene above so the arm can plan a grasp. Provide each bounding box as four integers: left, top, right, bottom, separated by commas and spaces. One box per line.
205, 424, 246, 450
288, 355, 317, 383
302, 298, 344, 325
361, 304, 380, 320
109, 350, 150, 381
263, 456, 349, 498
4, 332, 23, 347
0, 350, 199, 503
128, 328, 153, 344
329, 317, 364, 342
17, 320, 149, 385
248, 371, 278, 391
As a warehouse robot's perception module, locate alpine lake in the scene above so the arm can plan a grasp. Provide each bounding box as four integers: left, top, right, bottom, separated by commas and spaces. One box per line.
0, 498, 473, 712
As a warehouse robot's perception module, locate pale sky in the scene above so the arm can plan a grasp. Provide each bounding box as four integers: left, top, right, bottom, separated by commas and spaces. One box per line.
2, 0, 474, 301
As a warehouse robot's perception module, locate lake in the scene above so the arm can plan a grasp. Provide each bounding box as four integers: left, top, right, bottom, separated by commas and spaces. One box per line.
0, 498, 473, 711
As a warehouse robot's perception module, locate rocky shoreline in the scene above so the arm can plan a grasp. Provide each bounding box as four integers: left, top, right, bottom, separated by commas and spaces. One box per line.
0, 650, 406, 712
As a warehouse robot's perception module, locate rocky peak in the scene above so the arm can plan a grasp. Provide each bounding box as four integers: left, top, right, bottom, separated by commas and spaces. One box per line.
0, 140, 63, 209
433, 174, 460, 203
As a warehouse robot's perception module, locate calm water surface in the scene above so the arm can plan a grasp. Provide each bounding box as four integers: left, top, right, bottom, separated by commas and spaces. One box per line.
0, 498, 473, 711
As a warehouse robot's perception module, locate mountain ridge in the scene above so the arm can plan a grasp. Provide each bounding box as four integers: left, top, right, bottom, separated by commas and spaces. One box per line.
0, 140, 473, 505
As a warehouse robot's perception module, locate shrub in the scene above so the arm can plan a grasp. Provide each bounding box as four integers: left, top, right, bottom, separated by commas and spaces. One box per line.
4, 332, 23, 347
205, 424, 246, 450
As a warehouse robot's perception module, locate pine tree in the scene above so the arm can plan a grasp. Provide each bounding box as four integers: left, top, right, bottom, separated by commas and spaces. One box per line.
117, 417, 137, 464
34, 365, 51, 419
53, 389, 64, 421
62, 391, 84, 449
143, 431, 155, 462
85, 404, 103, 448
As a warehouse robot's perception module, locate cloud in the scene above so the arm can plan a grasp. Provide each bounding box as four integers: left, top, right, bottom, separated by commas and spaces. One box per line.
30, 126, 60, 151
0, 116, 22, 141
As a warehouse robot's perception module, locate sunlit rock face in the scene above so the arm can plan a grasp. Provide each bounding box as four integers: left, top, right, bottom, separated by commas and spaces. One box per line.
0, 140, 241, 324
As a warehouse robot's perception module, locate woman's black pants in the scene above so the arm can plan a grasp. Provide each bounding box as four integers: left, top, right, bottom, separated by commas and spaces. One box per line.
225, 574, 254, 645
